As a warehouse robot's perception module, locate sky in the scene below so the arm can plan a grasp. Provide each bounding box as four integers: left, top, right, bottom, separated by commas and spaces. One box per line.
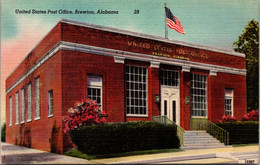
0, 0, 259, 124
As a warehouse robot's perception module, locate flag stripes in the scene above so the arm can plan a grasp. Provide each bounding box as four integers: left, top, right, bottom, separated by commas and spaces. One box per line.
165, 7, 185, 35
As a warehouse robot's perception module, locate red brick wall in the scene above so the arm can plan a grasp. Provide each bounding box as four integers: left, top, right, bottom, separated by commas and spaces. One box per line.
6, 52, 63, 154
6, 23, 62, 90
209, 73, 247, 122
61, 50, 125, 152
61, 22, 245, 69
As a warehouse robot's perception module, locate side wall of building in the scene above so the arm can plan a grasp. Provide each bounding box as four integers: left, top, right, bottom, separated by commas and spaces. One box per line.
6, 52, 63, 153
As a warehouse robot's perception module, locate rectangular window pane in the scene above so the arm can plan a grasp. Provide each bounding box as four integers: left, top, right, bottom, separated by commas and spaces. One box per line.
35, 77, 40, 119
225, 89, 233, 116
21, 88, 25, 123
27, 83, 32, 121
191, 74, 207, 117
15, 92, 19, 124
48, 90, 53, 116
126, 66, 147, 116
9, 96, 12, 126
87, 74, 102, 110
160, 70, 179, 86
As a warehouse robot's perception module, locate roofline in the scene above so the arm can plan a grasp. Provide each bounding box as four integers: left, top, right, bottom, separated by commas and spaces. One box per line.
61, 18, 245, 58
6, 18, 245, 80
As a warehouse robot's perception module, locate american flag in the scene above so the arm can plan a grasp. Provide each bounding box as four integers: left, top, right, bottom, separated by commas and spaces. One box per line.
165, 7, 185, 34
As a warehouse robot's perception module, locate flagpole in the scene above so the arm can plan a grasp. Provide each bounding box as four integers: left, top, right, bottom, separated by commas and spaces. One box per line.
164, 3, 168, 39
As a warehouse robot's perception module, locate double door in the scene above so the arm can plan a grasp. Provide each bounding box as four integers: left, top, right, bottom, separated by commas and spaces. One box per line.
161, 86, 180, 125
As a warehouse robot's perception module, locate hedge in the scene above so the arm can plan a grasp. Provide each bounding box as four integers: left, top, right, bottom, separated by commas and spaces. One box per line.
70, 121, 180, 155
217, 121, 259, 145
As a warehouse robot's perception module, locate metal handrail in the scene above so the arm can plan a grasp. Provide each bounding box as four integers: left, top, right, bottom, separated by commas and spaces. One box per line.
152, 115, 185, 146
190, 118, 229, 145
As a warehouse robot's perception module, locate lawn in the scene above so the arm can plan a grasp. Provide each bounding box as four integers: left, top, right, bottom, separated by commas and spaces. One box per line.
64, 147, 184, 160
232, 143, 259, 147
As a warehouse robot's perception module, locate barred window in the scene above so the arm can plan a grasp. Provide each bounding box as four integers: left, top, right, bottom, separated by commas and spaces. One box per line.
21, 88, 25, 123
87, 74, 102, 109
126, 65, 147, 116
161, 70, 179, 86
225, 89, 233, 116
191, 74, 207, 117
9, 96, 12, 126
35, 77, 40, 120
27, 83, 32, 122
48, 90, 54, 117
15, 92, 19, 125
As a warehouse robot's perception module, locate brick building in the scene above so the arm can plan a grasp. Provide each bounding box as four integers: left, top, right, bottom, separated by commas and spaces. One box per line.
6, 18, 246, 153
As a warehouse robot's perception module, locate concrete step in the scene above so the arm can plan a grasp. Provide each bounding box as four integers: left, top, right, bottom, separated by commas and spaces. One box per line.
184, 140, 221, 145
184, 136, 217, 140
181, 145, 231, 150
184, 143, 225, 147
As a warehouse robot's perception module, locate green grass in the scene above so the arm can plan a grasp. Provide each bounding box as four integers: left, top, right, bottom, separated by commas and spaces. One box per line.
64, 147, 184, 160
232, 143, 259, 147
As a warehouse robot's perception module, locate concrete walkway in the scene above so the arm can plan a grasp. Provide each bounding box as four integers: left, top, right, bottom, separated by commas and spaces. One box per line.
92, 145, 259, 164
1, 142, 259, 164
1, 142, 96, 164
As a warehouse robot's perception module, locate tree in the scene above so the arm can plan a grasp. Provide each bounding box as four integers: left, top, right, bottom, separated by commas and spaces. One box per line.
234, 19, 259, 111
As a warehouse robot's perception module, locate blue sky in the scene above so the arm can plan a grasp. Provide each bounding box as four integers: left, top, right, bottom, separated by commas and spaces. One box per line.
0, 0, 259, 123
2, 0, 258, 49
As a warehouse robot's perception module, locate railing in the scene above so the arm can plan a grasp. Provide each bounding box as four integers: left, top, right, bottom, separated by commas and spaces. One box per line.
190, 118, 229, 145
152, 115, 185, 146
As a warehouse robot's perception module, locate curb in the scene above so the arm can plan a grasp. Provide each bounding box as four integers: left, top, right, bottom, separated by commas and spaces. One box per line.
113, 153, 216, 164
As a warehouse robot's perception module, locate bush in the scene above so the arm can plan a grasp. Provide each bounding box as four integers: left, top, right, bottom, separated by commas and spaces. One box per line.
63, 99, 106, 134
70, 121, 180, 155
220, 114, 237, 122
217, 121, 259, 144
242, 110, 259, 121
1, 123, 6, 142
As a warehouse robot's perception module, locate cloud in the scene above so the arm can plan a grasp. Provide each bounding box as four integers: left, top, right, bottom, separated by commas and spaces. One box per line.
1, 16, 52, 123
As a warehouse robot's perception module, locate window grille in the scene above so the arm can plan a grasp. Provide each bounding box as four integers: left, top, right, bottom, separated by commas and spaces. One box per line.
87, 75, 102, 109
160, 70, 179, 86
27, 83, 32, 122
21, 88, 25, 123
225, 89, 233, 116
126, 65, 147, 116
48, 90, 53, 117
35, 77, 40, 119
191, 74, 207, 117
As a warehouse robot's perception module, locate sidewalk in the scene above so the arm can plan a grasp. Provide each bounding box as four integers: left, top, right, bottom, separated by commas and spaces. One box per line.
92, 145, 259, 164
1, 142, 96, 164
1, 142, 259, 164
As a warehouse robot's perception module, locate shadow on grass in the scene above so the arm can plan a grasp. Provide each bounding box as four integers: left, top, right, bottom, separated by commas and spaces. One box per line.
232, 143, 259, 147
65, 148, 184, 160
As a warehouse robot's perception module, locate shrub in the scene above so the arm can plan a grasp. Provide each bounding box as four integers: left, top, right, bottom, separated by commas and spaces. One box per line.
63, 99, 106, 134
242, 110, 259, 121
220, 114, 237, 122
217, 121, 259, 144
1, 123, 6, 142
70, 121, 180, 155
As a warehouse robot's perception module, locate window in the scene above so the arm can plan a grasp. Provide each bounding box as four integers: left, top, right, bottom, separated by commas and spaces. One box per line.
126, 65, 147, 116
15, 92, 19, 125
161, 70, 179, 86
9, 96, 12, 126
87, 75, 102, 109
225, 89, 233, 116
48, 90, 53, 117
27, 83, 32, 122
35, 77, 40, 120
191, 74, 207, 117
21, 88, 25, 123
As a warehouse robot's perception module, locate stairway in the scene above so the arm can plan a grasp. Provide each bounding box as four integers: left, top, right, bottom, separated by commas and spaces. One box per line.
181, 130, 230, 150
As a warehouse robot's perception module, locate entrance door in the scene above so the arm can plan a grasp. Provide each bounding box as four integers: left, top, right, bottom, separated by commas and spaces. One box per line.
161, 87, 180, 125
